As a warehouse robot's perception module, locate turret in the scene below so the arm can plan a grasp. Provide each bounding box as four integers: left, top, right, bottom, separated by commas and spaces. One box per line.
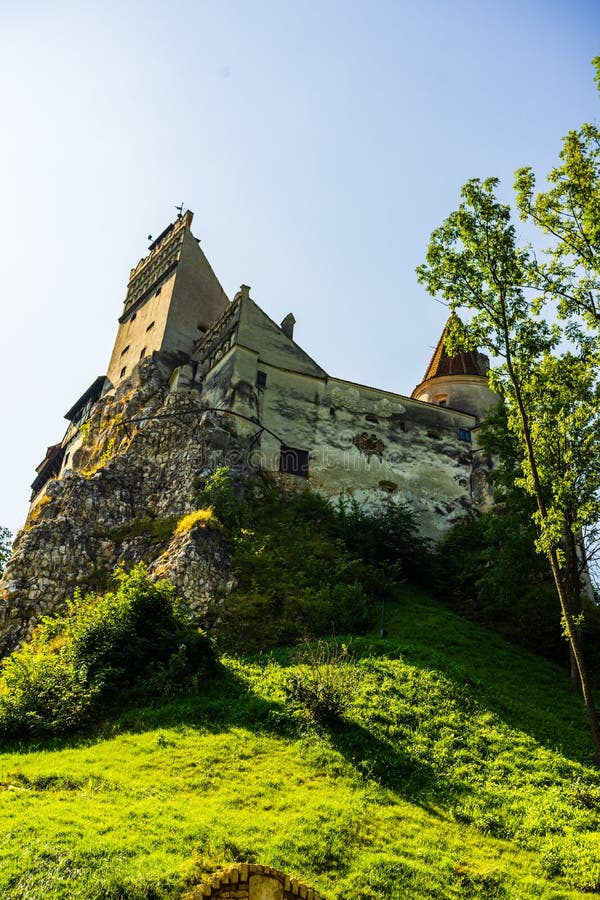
411, 316, 498, 421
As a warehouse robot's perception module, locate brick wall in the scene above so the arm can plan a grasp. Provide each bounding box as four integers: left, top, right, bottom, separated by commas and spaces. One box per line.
185, 863, 322, 899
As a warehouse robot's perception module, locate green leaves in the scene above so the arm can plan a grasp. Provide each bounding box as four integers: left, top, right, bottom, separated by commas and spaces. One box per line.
416, 65, 600, 759
514, 119, 600, 329
0, 564, 215, 739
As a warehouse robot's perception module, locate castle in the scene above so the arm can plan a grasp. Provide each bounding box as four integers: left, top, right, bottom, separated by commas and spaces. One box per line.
30, 210, 497, 541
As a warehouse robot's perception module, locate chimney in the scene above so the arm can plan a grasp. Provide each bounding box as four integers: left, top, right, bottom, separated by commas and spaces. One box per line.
280, 313, 296, 340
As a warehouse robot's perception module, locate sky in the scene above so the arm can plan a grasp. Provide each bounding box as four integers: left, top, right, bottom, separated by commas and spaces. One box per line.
0, 0, 598, 537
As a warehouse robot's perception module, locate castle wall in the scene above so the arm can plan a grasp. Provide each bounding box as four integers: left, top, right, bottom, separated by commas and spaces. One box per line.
192, 299, 491, 540
248, 368, 482, 540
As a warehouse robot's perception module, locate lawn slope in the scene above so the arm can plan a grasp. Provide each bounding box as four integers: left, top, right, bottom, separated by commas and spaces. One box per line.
1, 586, 599, 899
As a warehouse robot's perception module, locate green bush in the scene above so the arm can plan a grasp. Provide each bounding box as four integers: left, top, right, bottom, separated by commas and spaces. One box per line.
212, 481, 432, 653
284, 640, 357, 726
195, 467, 243, 531
0, 564, 215, 739
332, 495, 433, 586
215, 489, 376, 652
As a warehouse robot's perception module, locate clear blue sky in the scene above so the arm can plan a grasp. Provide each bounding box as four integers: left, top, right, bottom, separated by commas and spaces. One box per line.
0, 0, 598, 536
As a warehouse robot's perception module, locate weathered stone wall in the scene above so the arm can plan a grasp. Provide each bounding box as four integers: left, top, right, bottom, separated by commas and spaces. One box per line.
185, 864, 321, 899
0, 357, 241, 657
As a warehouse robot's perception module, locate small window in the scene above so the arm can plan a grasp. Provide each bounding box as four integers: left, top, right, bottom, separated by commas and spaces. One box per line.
435, 394, 448, 407
438, 400, 447, 407
279, 446, 309, 478
458, 428, 472, 442
365, 414, 378, 423
256, 370, 267, 388
120, 345, 130, 357
146, 321, 155, 332
120, 366, 127, 378
427, 429, 441, 440
140, 347, 147, 359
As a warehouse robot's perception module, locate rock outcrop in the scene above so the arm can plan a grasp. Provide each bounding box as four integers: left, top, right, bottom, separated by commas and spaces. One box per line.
0, 357, 249, 657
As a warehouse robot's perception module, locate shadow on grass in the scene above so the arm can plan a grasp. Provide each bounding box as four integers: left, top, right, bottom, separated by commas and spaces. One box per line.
0, 658, 451, 813
368, 586, 597, 767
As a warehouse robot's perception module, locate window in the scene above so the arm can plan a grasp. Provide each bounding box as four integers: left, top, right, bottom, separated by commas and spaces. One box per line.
279, 446, 309, 478
427, 429, 441, 440
120, 366, 127, 378
458, 428, 472, 442
120, 345, 130, 357
146, 321, 155, 332
435, 394, 448, 407
140, 347, 147, 359
365, 414, 378, 423
256, 370, 267, 388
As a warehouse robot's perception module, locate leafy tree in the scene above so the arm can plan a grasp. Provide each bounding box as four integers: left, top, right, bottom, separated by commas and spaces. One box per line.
514, 57, 600, 331
0, 527, 12, 577
416, 176, 600, 763
437, 404, 569, 662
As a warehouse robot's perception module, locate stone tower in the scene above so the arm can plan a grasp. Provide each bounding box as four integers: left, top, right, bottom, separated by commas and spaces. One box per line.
411, 316, 497, 421
106, 211, 229, 388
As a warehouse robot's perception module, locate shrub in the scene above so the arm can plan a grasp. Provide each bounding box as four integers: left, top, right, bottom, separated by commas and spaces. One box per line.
195, 467, 243, 531
0, 564, 215, 739
284, 640, 357, 726
332, 495, 433, 586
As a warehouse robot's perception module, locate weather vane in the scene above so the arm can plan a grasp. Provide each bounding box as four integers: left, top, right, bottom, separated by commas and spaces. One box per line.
175, 202, 184, 219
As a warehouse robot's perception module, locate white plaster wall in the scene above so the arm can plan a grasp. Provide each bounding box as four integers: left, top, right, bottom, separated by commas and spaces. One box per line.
412, 374, 498, 421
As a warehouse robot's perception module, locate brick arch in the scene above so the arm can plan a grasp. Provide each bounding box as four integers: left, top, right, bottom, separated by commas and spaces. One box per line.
185, 863, 322, 899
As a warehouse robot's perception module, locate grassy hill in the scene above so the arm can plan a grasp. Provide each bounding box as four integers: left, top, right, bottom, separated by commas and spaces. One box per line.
1, 584, 599, 899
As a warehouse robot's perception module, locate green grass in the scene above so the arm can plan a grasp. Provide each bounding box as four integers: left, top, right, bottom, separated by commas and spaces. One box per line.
1, 586, 599, 898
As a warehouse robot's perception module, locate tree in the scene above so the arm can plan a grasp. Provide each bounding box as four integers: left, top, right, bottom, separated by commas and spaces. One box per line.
436, 403, 563, 661
0, 527, 12, 578
514, 58, 600, 331
416, 177, 600, 764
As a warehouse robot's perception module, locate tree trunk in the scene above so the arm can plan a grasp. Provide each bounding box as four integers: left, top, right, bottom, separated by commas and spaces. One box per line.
503, 337, 600, 764
548, 548, 600, 765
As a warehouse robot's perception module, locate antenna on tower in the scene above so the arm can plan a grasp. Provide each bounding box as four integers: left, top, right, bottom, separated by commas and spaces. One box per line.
175, 202, 184, 219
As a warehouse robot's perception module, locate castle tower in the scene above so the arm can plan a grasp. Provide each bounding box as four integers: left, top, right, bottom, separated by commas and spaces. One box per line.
411, 316, 498, 421
106, 211, 229, 387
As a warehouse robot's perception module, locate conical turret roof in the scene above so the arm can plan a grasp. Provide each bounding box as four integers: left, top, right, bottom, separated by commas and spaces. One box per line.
421, 315, 489, 382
